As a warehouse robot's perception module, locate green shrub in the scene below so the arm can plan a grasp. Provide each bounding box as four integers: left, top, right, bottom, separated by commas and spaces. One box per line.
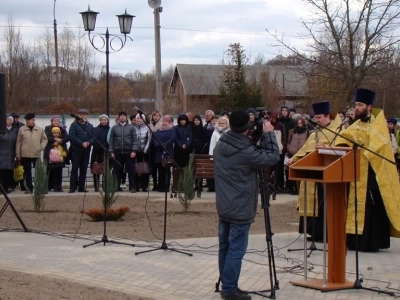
30, 157, 48, 212
178, 154, 195, 212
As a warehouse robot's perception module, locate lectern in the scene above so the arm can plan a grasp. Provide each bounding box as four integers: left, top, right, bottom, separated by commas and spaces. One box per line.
289, 146, 360, 291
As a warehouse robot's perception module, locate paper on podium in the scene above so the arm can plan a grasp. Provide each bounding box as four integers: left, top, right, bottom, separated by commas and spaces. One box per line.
317, 148, 347, 156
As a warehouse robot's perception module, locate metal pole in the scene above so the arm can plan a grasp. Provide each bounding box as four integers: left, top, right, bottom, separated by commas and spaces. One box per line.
303, 181, 308, 282
154, 8, 163, 115
53, 0, 60, 104
323, 183, 327, 286
106, 28, 110, 116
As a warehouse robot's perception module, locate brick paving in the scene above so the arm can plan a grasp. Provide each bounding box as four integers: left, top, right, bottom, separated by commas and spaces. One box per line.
1, 192, 400, 299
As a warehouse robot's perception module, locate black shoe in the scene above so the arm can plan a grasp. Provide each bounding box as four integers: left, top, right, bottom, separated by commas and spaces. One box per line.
220, 289, 252, 300
130, 189, 136, 193
68, 190, 75, 193
78, 188, 88, 193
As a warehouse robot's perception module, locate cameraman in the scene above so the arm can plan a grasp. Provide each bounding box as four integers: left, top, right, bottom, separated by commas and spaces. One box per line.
214, 110, 280, 300
246, 108, 263, 145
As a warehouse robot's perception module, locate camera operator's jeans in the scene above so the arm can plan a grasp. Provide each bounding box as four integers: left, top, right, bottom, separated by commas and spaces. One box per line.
218, 220, 251, 293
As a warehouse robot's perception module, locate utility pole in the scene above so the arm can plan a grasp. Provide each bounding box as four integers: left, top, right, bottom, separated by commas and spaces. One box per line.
53, 0, 60, 104
154, 7, 163, 115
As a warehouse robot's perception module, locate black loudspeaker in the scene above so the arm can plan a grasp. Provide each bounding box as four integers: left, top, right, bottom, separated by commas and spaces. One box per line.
0, 73, 6, 134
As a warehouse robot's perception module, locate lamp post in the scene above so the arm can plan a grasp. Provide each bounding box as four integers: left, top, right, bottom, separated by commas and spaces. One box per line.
80, 6, 134, 116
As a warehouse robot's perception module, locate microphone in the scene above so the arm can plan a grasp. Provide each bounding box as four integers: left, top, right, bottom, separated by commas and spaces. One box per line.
70, 113, 83, 121
338, 118, 349, 129
308, 119, 319, 127
137, 109, 146, 116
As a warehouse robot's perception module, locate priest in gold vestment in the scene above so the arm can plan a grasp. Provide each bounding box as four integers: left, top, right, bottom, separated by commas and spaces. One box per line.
335, 88, 400, 252
288, 101, 341, 241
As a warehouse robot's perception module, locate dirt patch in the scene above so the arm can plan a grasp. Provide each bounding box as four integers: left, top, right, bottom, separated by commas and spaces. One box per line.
0, 193, 298, 299
0, 269, 153, 300
1, 194, 298, 240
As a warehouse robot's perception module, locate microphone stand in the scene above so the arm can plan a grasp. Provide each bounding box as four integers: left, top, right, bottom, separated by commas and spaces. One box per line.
134, 113, 192, 257
0, 182, 28, 232
309, 120, 396, 296
68, 116, 135, 249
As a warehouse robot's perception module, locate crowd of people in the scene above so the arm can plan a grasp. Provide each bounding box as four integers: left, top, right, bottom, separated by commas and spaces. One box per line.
0, 101, 398, 198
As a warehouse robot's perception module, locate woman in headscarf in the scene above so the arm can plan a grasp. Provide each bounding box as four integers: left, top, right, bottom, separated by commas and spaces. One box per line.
209, 116, 230, 155
44, 127, 68, 192
153, 115, 176, 193
0, 115, 18, 193
44, 115, 69, 192
134, 113, 151, 192
91, 114, 110, 192
149, 111, 162, 191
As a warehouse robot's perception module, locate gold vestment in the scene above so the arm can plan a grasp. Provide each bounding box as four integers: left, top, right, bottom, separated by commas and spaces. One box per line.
334, 109, 400, 237
291, 114, 342, 216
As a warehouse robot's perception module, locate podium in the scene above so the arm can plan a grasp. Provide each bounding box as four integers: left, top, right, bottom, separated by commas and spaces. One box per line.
289, 146, 360, 291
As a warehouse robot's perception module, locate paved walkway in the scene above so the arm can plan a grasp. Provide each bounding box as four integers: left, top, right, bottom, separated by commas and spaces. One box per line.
1, 192, 400, 299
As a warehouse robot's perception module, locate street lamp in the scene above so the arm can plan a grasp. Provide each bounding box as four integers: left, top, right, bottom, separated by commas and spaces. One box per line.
80, 6, 135, 116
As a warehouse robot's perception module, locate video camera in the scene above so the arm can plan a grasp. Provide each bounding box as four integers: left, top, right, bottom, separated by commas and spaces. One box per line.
256, 107, 269, 121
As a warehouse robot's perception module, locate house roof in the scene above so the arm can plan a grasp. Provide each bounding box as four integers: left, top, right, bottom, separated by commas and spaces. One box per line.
170, 64, 308, 97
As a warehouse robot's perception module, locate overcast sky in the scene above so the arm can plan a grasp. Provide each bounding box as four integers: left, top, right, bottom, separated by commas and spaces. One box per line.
0, 0, 310, 75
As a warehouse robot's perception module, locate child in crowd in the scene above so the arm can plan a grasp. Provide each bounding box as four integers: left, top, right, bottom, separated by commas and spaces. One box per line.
46, 127, 68, 192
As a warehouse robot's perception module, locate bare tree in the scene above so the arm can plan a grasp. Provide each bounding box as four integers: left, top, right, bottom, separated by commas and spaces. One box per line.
267, 0, 400, 104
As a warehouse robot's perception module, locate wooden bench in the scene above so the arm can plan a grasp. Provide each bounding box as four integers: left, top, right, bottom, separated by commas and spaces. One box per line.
191, 154, 214, 198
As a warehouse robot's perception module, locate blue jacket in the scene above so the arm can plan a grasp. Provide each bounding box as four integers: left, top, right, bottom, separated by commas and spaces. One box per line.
68, 121, 94, 151
214, 131, 280, 224
153, 128, 176, 164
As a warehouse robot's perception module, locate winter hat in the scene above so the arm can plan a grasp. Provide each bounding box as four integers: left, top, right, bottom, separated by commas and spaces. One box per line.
312, 101, 330, 115
77, 109, 89, 114
246, 108, 256, 115
220, 111, 230, 118
355, 88, 376, 105
51, 127, 61, 134
24, 113, 35, 120
387, 118, 397, 125
51, 115, 61, 122
229, 110, 250, 133
99, 114, 109, 121
163, 115, 173, 123
6, 115, 13, 122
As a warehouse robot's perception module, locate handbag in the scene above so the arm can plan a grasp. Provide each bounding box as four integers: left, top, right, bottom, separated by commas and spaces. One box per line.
135, 161, 149, 175
161, 152, 173, 167
91, 162, 104, 175
14, 162, 24, 181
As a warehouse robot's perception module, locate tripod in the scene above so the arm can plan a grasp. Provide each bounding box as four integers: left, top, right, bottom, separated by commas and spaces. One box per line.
288, 183, 324, 258
0, 182, 28, 232
135, 113, 192, 257
67, 117, 135, 248
248, 169, 279, 299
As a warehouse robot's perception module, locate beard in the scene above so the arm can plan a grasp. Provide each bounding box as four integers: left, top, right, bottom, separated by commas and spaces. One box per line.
354, 108, 369, 121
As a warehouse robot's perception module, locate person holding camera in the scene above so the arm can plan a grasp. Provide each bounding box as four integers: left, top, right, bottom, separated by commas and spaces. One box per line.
214, 110, 280, 300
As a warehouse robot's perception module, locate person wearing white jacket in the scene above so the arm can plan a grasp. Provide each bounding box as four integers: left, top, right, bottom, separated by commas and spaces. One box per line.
209, 116, 230, 155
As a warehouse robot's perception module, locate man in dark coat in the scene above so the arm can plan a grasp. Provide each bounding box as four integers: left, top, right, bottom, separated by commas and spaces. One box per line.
214, 110, 280, 300
109, 111, 139, 193
68, 109, 94, 193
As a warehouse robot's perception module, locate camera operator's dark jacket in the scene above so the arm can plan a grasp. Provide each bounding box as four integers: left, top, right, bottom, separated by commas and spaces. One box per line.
214, 131, 280, 224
